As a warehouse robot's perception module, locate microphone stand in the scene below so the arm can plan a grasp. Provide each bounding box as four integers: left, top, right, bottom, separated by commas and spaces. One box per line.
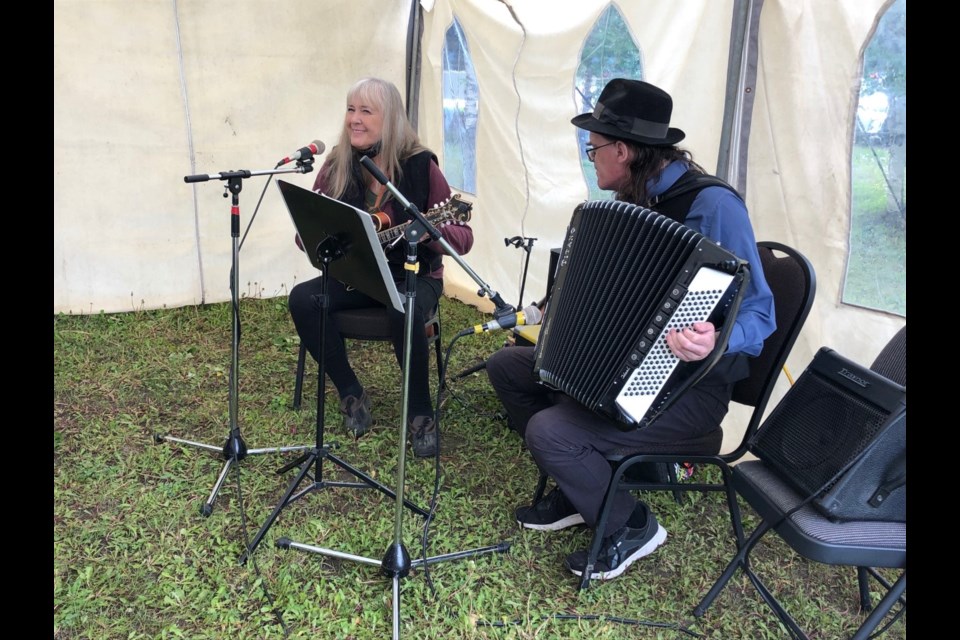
505, 235, 537, 310
154, 161, 314, 517
277, 155, 510, 640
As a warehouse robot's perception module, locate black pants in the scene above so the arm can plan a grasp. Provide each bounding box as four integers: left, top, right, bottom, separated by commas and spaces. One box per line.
486, 346, 744, 536
289, 274, 442, 418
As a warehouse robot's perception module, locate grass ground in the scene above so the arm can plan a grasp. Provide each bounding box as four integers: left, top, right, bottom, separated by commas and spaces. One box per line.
54, 295, 906, 639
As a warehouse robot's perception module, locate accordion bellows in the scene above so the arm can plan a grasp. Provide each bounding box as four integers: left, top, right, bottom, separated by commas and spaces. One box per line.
533, 200, 747, 429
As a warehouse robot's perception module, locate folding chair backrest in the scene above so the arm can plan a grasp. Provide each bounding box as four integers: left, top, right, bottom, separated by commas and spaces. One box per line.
724, 241, 816, 459
869, 325, 906, 386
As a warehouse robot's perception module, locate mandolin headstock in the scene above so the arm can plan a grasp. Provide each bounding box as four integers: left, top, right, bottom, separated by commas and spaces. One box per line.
428, 194, 473, 224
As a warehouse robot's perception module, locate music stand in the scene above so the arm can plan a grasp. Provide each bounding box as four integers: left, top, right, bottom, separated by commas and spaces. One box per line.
156, 166, 313, 517
240, 180, 429, 564
257, 177, 509, 639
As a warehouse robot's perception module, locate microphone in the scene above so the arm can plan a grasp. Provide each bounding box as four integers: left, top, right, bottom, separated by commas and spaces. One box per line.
359, 155, 390, 185
277, 140, 325, 166
457, 305, 543, 337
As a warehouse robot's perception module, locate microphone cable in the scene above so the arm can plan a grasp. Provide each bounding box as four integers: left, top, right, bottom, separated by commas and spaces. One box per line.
238, 174, 275, 252
417, 331, 465, 596
421, 329, 706, 639
476, 614, 704, 637
231, 458, 292, 638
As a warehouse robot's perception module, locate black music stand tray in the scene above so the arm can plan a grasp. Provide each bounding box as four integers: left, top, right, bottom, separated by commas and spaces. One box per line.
251, 179, 508, 639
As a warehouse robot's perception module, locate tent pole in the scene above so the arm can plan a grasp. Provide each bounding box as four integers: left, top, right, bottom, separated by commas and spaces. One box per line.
717, 0, 763, 192
405, 0, 423, 131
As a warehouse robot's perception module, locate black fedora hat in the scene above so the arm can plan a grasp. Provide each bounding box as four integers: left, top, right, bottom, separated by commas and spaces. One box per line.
572, 78, 685, 146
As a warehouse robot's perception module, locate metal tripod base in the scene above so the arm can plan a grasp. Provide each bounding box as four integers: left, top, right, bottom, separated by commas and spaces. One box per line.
278, 537, 511, 639
237, 444, 430, 566
154, 432, 310, 517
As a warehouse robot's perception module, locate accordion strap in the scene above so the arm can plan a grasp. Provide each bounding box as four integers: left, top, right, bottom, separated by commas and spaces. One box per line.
648, 171, 742, 224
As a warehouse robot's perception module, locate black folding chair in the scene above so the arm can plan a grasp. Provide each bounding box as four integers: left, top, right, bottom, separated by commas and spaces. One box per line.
694, 326, 907, 639
533, 241, 817, 591
292, 305, 443, 410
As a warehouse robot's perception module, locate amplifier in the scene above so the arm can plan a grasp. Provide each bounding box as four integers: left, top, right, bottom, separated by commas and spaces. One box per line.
751, 347, 906, 522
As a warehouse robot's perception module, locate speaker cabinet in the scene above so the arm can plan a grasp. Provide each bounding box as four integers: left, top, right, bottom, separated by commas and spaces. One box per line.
751, 347, 906, 522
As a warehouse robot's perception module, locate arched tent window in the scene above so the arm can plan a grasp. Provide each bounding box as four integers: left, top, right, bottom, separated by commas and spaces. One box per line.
442, 17, 479, 194
574, 5, 642, 200
844, 0, 906, 316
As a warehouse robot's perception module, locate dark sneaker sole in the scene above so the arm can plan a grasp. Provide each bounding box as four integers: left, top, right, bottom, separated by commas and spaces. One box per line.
518, 513, 586, 531
345, 420, 373, 437
568, 524, 668, 580
411, 436, 438, 458
413, 447, 437, 458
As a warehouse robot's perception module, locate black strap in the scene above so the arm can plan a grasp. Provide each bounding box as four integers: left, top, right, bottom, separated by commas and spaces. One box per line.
648, 171, 742, 224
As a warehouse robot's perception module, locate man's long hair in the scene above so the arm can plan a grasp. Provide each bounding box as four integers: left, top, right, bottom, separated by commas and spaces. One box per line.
617, 143, 708, 205
324, 77, 429, 202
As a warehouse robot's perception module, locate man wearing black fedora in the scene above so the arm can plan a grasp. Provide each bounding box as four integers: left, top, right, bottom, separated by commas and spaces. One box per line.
487, 78, 776, 581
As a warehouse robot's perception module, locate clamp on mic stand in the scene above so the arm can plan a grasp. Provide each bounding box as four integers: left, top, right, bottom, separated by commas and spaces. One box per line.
155, 160, 315, 517
450, 235, 540, 381
276, 155, 510, 640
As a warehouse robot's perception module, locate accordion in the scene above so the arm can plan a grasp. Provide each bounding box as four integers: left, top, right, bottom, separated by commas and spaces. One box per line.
533, 200, 749, 430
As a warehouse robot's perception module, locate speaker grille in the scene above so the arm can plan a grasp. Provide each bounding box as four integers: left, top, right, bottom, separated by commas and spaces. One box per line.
752, 369, 893, 497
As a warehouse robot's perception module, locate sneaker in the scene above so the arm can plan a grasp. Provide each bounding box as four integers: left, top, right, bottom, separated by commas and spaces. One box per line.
340, 391, 372, 436
410, 415, 438, 458
564, 515, 667, 581
515, 488, 586, 531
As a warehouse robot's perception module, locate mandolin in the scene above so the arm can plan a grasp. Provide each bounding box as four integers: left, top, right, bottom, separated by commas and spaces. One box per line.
376, 194, 472, 248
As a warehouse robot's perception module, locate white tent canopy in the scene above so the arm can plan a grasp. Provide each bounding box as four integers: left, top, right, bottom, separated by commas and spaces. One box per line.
54, 0, 905, 442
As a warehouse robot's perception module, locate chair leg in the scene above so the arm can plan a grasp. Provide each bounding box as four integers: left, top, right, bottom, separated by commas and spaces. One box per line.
720, 465, 747, 550
577, 464, 630, 590
532, 473, 548, 505
857, 566, 872, 613
292, 342, 307, 410
433, 332, 443, 388
667, 463, 683, 504
745, 564, 809, 640
695, 520, 772, 617
851, 572, 905, 640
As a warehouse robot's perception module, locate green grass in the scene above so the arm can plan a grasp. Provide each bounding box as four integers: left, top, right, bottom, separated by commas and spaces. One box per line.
54, 296, 906, 639
845, 145, 906, 316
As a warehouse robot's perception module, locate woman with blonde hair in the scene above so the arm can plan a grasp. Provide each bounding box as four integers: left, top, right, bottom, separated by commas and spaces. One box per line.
289, 77, 473, 457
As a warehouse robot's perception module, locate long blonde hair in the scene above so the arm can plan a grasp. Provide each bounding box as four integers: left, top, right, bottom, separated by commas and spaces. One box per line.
324, 77, 429, 200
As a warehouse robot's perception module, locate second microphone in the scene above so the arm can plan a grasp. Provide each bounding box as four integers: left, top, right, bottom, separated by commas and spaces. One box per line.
457, 305, 543, 337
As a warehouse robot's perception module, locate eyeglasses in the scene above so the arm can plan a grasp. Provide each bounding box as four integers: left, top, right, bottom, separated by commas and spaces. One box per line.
585, 141, 617, 162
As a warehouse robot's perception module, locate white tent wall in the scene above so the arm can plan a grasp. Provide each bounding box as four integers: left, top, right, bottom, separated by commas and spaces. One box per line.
54, 0, 412, 314
55, 1, 905, 443
419, 0, 736, 317
416, 0, 903, 450
745, 0, 901, 412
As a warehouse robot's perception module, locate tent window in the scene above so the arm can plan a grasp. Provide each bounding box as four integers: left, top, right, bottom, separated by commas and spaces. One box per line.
843, 0, 906, 317
442, 17, 479, 194
575, 5, 642, 200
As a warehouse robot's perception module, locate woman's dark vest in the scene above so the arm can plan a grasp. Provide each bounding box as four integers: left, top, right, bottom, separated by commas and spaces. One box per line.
342, 150, 441, 280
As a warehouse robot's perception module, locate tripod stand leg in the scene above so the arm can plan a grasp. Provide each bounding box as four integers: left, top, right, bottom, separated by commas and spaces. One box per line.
239, 449, 319, 565
392, 575, 401, 640
202, 455, 236, 517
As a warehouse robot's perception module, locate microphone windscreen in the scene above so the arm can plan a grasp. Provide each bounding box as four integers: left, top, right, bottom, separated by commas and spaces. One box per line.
524, 305, 543, 325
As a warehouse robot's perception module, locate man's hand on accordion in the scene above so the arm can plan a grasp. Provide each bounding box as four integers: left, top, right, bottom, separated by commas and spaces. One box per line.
666, 321, 718, 362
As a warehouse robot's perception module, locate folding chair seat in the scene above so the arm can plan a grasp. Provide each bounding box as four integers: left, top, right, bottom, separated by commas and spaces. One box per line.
534, 240, 817, 591
292, 305, 443, 410
694, 326, 907, 639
